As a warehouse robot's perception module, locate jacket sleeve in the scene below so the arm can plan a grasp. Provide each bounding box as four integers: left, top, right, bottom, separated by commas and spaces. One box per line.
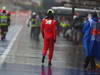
53, 20, 57, 40
41, 19, 45, 38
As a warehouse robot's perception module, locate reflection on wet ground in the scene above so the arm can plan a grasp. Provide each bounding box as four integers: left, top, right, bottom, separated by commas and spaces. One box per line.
0, 63, 100, 75
0, 13, 100, 75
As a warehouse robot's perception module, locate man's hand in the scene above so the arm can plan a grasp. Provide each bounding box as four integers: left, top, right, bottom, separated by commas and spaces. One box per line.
91, 35, 95, 40
42, 35, 44, 39
42, 33, 44, 39
54, 40, 56, 43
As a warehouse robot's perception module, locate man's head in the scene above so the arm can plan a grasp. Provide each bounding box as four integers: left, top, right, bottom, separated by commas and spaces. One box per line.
32, 12, 37, 18
32, 12, 36, 16
2, 6, 6, 10
74, 12, 80, 16
47, 9, 54, 19
2, 6, 6, 13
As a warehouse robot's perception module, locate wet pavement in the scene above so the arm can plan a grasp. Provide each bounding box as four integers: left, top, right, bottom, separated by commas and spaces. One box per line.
0, 13, 100, 75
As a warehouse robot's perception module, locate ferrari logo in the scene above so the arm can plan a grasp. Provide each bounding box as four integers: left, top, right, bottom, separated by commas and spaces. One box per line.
46, 20, 52, 24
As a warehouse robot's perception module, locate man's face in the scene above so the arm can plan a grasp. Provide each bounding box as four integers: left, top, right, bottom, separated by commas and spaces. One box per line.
76, 12, 80, 16
88, 14, 92, 19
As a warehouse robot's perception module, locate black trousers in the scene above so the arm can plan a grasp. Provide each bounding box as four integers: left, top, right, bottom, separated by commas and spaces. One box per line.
84, 56, 96, 70
30, 27, 40, 40
0, 26, 8, 40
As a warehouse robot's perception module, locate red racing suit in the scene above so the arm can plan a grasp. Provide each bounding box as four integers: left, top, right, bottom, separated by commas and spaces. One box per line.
41, 18, 57, 61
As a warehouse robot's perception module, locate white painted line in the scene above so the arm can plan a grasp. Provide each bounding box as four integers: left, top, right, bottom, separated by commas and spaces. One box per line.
7, 25, 19, 40
0, 25, 23, 67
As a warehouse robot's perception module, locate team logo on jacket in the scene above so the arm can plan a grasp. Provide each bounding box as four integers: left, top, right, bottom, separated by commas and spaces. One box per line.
46, 20, 52, 24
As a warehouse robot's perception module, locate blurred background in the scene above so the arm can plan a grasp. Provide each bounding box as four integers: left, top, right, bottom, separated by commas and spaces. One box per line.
0, 0, 100, 11
0, 0, 100, 75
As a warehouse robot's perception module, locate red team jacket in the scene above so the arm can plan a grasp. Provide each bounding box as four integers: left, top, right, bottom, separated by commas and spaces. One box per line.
41, 18, 57, 40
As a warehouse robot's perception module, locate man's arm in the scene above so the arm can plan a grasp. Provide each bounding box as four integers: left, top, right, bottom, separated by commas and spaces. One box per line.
53, 20, 57, 43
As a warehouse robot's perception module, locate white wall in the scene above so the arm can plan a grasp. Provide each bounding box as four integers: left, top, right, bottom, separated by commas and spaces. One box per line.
55, 0, 70, 3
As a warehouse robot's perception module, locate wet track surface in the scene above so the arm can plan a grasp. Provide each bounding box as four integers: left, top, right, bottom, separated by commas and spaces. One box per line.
0, 25, 20, 55
0, 13, 100, 75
